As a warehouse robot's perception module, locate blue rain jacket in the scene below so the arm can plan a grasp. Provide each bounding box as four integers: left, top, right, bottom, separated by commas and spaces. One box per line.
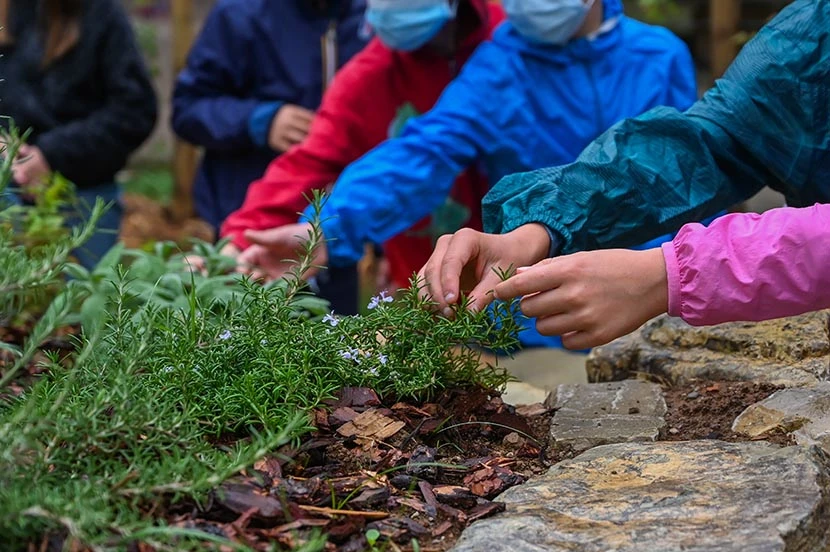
307, 0, 696, 347
172, 0, 369, 230
484, 0, 830, 256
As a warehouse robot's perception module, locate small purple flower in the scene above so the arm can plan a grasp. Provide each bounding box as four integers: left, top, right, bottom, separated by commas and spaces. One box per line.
219, 329, 232, 341
322, 312, 339, 327
260, 339, 268, 346
368, 291, 394, 310
339, 347, 362, 363
377, 353, 388, 366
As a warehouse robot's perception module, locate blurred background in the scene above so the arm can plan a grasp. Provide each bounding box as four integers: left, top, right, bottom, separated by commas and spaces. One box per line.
117, 0, 792, 403
118, 0, 791, 252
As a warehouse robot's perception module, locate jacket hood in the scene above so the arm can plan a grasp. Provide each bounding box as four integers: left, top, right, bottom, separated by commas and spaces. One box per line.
494, 0, 625, 61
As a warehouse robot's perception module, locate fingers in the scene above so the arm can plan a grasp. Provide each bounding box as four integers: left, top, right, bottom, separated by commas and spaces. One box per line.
243, 227, 286, 247
219, 243, 241, 258
283, 126, 308, 146
534, 309, 601, 350
289, 106, 315, 125
419, 234, 451, 304
16, 144, 32, 159
494, 258, 562, 301
534, 311, 582, 337
181, 254, 207, 275
439, 229, 481, 307
466, 272, 502, 313
562, 331, 601, 351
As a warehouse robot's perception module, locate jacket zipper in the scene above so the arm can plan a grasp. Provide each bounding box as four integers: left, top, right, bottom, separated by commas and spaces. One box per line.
321, 20, 338, 93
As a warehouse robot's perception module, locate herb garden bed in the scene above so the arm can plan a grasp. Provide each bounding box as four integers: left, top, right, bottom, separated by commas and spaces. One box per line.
135, 387, 553, 552
0, 149, 533, 551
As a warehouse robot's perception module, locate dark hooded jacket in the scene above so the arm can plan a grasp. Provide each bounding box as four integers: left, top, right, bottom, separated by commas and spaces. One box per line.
171, 0, 369, 229
0, 0, 158, 187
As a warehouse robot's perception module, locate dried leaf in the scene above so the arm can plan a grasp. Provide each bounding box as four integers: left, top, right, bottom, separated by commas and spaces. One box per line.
253, 457, 282, 480
467, 500, 506, 522
337, 409, 405, 446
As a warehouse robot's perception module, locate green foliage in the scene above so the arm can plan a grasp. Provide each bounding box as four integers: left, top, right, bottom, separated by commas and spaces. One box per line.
0, 124, 103, 323
0, 283, 307, 550
61, 238, 287, 333
0, 155, 522, 550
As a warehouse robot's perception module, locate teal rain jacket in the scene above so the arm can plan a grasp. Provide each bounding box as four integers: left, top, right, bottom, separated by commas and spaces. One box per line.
484, 0, 830, 254
306, 0, 696, 266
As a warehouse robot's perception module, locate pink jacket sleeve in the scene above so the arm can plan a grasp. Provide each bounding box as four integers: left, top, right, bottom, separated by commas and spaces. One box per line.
661, 204, 830, 326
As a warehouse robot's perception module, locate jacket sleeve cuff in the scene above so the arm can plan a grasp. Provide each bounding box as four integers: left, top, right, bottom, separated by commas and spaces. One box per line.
542, 225, 562, 258
661, 240, 683, 319
248, 102, 284, 148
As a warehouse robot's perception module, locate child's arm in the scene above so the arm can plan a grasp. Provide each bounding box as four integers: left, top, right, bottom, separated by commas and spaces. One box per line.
663, 204, 830, 326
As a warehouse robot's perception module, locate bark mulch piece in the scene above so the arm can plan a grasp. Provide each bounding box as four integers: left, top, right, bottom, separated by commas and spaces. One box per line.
164, 387, 553, 551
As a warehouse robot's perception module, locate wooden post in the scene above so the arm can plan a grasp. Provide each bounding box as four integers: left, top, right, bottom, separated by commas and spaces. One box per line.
170, 0, 199, 222
710, 0, 741, 80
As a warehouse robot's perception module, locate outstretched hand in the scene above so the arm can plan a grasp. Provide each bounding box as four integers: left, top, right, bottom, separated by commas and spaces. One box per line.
237, 223, 328, 282
494, 248, 670, 350
417, 224, 551, 317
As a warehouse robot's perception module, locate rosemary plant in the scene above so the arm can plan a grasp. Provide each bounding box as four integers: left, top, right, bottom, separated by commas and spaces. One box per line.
0, 176, 522, 550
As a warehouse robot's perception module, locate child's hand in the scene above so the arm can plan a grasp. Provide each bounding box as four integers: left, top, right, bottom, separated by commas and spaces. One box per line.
13, 145, 51, 188
238, 223, 326, 281
268, 105, 315, 152
495, 248, 670, 350
418, 224, 551, 318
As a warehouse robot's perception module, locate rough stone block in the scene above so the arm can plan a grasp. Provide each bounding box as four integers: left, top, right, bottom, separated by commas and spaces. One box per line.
586, 312, 830, 387
734, 382, 830, 453
546, 381, 666, 452
451, 441, 830, 552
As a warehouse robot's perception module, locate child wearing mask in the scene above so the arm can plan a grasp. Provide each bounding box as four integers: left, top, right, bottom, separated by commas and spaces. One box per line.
235, 0, 698, 348
218, 0, 505, 313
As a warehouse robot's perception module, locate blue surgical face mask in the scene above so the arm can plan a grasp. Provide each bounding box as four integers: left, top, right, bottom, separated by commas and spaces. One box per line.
366, 0, 458, 52
503, 0, 595, 46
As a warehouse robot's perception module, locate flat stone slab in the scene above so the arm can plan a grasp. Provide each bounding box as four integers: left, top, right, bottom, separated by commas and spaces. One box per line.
451, 441, 830, 552
546, 381, 666, 452
586, 312, 830, 387
734, 382, 830, 453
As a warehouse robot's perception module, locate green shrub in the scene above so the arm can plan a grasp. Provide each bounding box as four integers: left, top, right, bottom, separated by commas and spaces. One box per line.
0, 177, 521, 550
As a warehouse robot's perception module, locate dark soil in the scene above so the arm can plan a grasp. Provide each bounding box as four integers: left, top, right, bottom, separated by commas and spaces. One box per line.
156, 387, 553, 552
660, 380, 795, 446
